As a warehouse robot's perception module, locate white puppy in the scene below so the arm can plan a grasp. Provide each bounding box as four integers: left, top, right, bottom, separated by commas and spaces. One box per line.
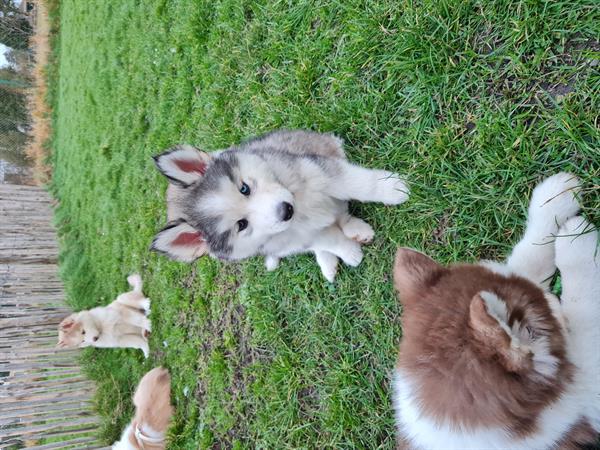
57, 274, 151, 357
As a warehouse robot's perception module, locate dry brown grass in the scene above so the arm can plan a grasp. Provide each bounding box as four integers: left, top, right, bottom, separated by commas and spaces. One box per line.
25, 0, 53, 184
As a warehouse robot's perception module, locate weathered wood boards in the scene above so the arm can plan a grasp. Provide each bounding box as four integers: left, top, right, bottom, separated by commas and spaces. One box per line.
0, 184, 106, 449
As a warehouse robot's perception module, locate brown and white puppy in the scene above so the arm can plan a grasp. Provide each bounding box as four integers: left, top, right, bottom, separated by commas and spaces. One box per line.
57, 274, 151, 357
112, 367, 174, 450
392, 173, 600, 449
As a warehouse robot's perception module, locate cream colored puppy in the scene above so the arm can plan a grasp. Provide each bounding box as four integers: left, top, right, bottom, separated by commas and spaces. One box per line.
112, 367, 174, 450
57, 274, 151, 357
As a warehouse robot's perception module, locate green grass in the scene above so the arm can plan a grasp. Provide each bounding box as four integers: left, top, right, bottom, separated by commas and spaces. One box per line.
50, 0, 599, 448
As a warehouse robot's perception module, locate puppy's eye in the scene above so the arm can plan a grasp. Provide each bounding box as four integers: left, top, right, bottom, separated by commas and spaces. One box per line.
82, 330, 86, 335
240, 182, 250, 196
237, 219, 248, 232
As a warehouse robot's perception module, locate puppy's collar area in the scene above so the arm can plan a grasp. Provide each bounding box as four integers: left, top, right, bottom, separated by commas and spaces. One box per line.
133, 422, 165, 449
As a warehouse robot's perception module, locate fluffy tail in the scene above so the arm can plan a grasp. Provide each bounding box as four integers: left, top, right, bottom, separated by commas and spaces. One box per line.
127, 274, 143, 293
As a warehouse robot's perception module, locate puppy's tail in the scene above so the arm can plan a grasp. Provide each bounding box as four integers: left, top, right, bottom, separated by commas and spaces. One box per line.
127, 274, 143, 293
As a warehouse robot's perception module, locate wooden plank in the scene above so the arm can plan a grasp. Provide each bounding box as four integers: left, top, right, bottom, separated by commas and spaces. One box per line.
0, 360, 82, 372
26, 436, 103, 450
0, 425, 100, 443
0, 396, 93, 413
0, 348, 81, 359
0, 407, 96, 426
0, 400, 93, 421
0, 381, 95, 399
0, 368, 81, 382
0, 416, 100, 438
0, 385, 96, 404
0, 375, 86, 389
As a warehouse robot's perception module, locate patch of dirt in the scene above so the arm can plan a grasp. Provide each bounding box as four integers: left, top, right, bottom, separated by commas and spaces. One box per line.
482, 37, 599, 112
465, 121, 476, 133
431, 213, 451, 245
191, 264, 270, 447
243, 6, 254, 22
297, 385, 320, 418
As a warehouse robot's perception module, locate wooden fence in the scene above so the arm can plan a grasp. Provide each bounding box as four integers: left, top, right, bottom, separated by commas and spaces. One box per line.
0, 184, 107, 449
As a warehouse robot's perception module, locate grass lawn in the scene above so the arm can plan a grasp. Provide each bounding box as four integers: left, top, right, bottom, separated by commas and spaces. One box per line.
50, 0, 599, 448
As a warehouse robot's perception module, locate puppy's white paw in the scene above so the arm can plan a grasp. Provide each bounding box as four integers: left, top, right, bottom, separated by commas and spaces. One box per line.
265, 255, 280, 272
142, 317, 152, 333
142, 344, 150, 359
342, 217, 374, 244
139, 298, 151, 315
555, 216, 598, 269
316, 251, 338, 282
529, 173, 581, 226
339, 240, 364, 267
375, 171, 410, 205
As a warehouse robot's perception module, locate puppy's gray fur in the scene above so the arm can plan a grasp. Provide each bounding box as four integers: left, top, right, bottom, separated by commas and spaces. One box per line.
153, 129, 409, 281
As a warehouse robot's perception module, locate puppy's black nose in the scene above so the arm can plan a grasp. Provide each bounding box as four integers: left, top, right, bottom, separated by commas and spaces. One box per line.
280, 202, 294, 221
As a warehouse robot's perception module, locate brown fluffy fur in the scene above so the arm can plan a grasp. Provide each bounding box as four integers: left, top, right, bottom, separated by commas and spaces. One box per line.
394, 249, 572, 436
556, 419, 598, 450
115, 367, 173, 450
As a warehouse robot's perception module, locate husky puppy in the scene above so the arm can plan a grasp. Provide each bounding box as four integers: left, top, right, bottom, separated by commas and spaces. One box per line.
112, 367, 174, 450
57, 274, 151, 357
392, 173, 600, 449
152, 129, 409, 281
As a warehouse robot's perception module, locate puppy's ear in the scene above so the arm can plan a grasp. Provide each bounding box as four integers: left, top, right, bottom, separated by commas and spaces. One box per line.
59, 316, 76, 330
469, 292, 530, 373
151, 220, 208, 262
153, 145, 212, 187
393, 248, 442, 303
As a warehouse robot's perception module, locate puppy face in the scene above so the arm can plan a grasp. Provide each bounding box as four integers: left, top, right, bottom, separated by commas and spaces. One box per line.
56, 315, 86, 348
152, 147, 296, 262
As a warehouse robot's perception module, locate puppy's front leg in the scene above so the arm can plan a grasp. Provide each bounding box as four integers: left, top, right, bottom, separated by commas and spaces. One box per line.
134, 313, 152, 333
311, 225, 363, 269
555, 217, 599, 322
119, 308, 152, 333
315, 251, 339, 282
118, 333, 150, 358
340, 215, 374, 244
324, 162, 409, 205
554, 216, 600, 384
506, 173, 580, 289
265, 255, 280, 271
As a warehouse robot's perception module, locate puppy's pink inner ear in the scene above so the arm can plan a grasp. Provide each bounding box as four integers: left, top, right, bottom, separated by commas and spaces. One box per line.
172, 231, 204, 246
469, 294, 499, 331
60, 320, 74, 330
174, 159, 206, 175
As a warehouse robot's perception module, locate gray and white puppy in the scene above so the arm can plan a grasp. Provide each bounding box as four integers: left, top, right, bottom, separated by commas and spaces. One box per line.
152, 129, 409, 281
